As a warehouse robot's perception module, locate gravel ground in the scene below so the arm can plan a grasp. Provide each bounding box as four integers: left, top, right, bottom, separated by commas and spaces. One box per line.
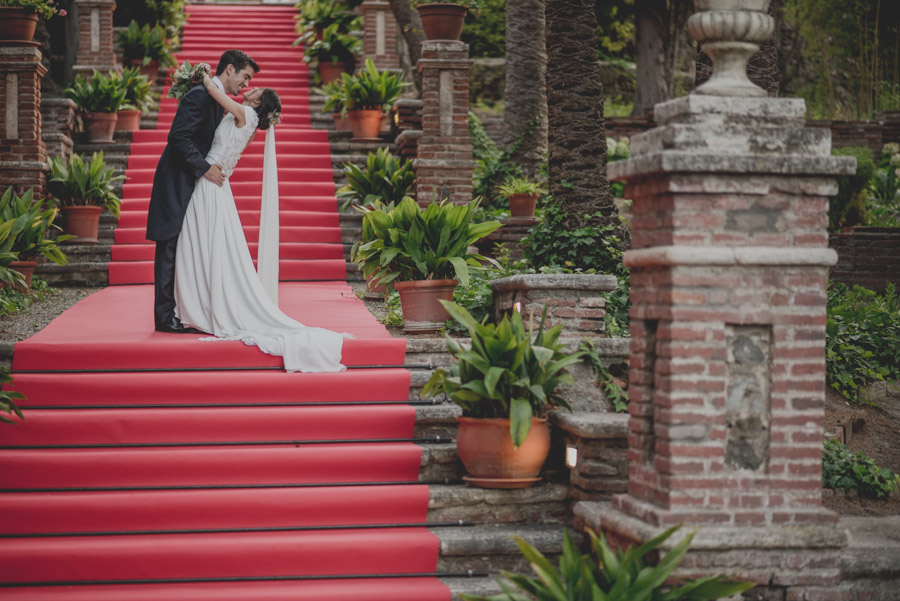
0, 286, 103, 345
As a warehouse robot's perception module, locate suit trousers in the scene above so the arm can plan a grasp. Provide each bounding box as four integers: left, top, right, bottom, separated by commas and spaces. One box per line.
154, 236, 179, 325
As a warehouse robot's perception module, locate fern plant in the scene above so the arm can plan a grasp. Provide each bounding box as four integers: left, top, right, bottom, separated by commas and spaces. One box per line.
337, 148, 414, 211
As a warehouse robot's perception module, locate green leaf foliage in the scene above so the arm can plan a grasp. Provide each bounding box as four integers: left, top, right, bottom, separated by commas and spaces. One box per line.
422, 301, 580, 447
0, 364, 25, 425
351, 196, 502, 289
826, 283, 900, 402
301, 23, 361, 70
823, 438, 900, 499
48, 152, 125, 218
119, 66, 155, 112
118, 20, 176, 68
334, 58, 408, 116
294, 0, 360, 46
461, 527, 754, 601
64, 70, 128, 114
580, 339, 629, 413
0, 187, 73, 265
830, 147, 876, 232
337, 148, 415, 212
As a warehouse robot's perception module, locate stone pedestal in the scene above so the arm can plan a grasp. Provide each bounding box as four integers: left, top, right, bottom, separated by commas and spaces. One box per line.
0, 47, 48, 196
72, 0, 119, 79
580, 93, 856, 601
360, 0, 400, 71
413, 41, 474, 206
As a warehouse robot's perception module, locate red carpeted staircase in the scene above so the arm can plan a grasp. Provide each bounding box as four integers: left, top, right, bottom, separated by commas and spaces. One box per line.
0, 4, 452, 599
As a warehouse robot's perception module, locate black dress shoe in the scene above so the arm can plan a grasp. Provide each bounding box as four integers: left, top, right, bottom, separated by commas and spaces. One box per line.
155, 317, 203, 334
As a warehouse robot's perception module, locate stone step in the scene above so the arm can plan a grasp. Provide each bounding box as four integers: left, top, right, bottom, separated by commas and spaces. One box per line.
441, 576, 504, 601
435, 523, 573, 575
428, 483, 570, 526
34, 261, 109, 287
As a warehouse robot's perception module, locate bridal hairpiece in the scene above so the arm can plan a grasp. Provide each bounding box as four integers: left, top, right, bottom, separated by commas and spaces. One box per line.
269, 110, 282, 126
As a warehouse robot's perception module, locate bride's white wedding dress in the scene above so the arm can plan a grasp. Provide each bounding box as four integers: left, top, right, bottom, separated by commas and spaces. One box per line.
174, 105, 348, 373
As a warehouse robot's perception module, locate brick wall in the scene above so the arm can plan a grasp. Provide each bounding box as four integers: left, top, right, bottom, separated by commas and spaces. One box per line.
829, 227, 900, 292
41, 98, 79, 163
0, 47, 49, 196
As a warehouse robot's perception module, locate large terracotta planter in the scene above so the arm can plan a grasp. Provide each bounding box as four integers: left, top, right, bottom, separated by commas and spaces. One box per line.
347, 109, 384, 141
317, 61, 347, 84
115, 109, 142, 131
6, 260, 38, 292
416, 3, 467, 41
456, 416, 551, 488
84, 112, 118, 143
60, 206, 103, 245
507, 193, 538, 217
333, 112, 353, 132
393, 278, 457, 333
0, 8, 39, 43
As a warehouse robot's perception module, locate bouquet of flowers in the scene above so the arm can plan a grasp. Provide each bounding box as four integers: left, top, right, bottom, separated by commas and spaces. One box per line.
167, 61, 210, 103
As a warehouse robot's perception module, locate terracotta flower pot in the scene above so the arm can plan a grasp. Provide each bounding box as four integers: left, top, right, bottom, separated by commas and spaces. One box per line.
333, 113, 353, 131
60, 206, 103, 245
365, 272, 387, 300
134, 59, 160, 81
0, 8, 39, 43
456, 416, 551, 488
317, 61, 347, 84
115, 109, 142, 131
6, 260, 38, 292
507, 193, 538, 217
84, 112, 118, 143
347, 109, 385, 141
416, 3, 468, 41
393, 278, 457, 333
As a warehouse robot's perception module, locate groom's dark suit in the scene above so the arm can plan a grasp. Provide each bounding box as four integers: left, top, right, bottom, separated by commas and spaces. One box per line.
147, 84, 224, 326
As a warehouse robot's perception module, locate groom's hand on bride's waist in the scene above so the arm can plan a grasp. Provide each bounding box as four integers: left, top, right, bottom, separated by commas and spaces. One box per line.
203, 164, 225, 186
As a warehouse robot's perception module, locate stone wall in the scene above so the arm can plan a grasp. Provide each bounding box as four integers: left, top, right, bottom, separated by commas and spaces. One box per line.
829, 227, 900, 292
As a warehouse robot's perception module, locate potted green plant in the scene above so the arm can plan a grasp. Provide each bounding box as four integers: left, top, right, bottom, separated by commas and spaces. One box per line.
411, 0, 475, 41
146, 0, 186, 45
0, 187, 73, 289
423, 301, 581, 487
316, 79, 352, 131
64, 70, 127, 143
460, 527, 755, 601
351, 196, 501, 332
115, 67, 154, 131
496, 175, 544, 218
302, 23, 361, 84
48, 152, 124, 245
338, 148, 414, 212
294, 0, 360, 46
339, 58, 408, 141
0, 0, 66, 43
119, 20, 176, 80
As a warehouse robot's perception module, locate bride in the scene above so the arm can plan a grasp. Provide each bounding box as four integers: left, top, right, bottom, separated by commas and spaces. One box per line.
174, 72, 349, 373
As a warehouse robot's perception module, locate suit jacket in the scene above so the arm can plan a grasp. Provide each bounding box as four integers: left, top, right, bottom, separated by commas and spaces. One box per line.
146, 85, 224, 241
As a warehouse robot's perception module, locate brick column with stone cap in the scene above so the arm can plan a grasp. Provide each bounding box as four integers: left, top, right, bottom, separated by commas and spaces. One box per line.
413, 41, 474, 206
73, 0, 119, 79
360, 0, 400, 71
577, 1, 856, 599
0, 47, 48, 196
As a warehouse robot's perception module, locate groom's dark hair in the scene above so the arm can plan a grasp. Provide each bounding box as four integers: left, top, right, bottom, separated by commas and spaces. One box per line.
215, 49, 260, 76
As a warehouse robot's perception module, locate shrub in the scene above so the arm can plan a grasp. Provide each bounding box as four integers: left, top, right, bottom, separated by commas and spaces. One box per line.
826, 283, 900, 402
823, 439, 899, 499
830, 146, 876, 231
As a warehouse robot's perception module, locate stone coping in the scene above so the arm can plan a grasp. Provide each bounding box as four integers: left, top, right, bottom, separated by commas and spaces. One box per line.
42, 98, 78, 108
576, 501, 849, 550
609, 152, 857, 181
490, 273, 618, 293
550, 411, 628, 439
652, 95, 807, 124
624, 245, 838, 268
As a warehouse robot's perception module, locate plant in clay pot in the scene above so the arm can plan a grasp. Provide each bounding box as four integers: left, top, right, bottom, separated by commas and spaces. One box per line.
0, 0, 66, 43
0, 187, 73, 290
337, 148, 414, 212
339, 58, 408, 141
302, 23, 361, 84
146, 0, 186, 45
316, 80, 353, 131
410, 0, 478, 41
351, 196, 501, 332
119, 20, 176, 80
64, 70, 127, 143
496, 175, 544, 218
293, 0, 360, 47
423, 301, 582, 487
48, 152, 124, 245
115, 66, 154, 131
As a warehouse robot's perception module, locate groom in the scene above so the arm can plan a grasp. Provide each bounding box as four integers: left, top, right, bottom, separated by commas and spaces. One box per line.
147, 49, 260, 333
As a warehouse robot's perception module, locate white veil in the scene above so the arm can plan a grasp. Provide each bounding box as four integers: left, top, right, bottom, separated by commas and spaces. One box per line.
257, 125, 280, 305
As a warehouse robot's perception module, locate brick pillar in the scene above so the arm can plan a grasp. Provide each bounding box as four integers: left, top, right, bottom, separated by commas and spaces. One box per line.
360, 0, 400, 71
577, 3, 856, 600
413, 41, 474, 206
0, 47, 48, 196
72, 0, 119, 79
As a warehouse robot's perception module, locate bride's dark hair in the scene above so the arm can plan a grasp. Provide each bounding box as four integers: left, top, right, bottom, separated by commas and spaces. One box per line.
255, 89, 281, 130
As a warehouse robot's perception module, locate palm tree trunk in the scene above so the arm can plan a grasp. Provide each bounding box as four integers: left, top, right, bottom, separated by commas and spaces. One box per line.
545, 0, 622, 236
502, 0, 548, 177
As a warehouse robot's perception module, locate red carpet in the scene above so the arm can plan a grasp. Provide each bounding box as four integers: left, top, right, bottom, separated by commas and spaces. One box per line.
0, 5, 450, 599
